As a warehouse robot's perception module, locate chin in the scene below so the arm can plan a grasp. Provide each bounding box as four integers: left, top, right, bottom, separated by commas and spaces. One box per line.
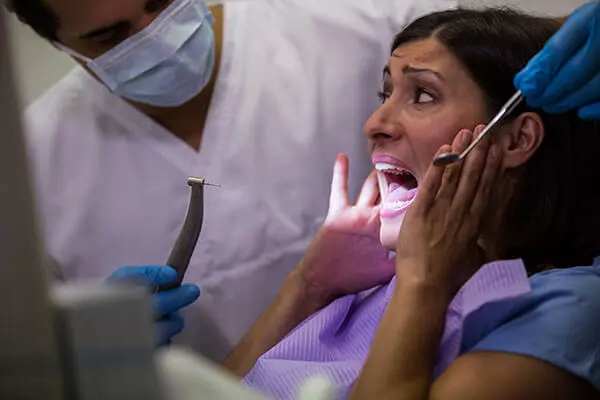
379, 213, 406, 250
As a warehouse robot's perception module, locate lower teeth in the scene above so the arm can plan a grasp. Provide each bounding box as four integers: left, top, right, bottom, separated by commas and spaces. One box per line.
384, 199, 413, 209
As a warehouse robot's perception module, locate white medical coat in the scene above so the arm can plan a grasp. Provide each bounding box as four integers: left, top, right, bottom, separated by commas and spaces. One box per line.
24, 0, 456, 361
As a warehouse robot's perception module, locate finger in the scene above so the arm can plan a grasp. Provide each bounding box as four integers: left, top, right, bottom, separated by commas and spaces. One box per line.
470, 144, 503, 220
579, 101, 600, 120
155, 283, 201, 318
436, 129, 473, 204
356, 170, 380, 207
542, 70, 600, 114
450, 125, 490, 216
515, 2, 596, 102
328, 154, 350, 214
107, 265, 178, 287
156, 312, 185, 346
412, 145, 451, 213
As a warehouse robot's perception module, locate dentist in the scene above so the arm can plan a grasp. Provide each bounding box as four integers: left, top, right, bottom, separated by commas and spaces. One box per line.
7, 0, 455, 360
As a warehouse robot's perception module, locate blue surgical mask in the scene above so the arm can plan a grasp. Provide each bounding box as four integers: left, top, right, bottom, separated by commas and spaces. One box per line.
56, 0, 215, 107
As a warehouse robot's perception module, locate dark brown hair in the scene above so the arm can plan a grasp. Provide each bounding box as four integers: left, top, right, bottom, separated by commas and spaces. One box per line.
6, 0, 60, 41
393, 8, 600, 272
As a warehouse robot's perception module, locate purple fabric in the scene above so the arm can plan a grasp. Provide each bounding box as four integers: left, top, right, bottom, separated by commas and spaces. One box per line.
243, 259, 531, 399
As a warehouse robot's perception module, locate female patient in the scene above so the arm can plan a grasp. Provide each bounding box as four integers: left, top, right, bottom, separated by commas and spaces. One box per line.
223, 8, 600, 399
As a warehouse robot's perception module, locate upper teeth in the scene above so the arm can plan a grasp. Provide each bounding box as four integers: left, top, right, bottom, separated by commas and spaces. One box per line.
375, 163, 412, 176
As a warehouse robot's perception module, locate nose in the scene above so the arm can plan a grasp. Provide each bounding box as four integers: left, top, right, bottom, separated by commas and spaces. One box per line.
363, 103, 403, 144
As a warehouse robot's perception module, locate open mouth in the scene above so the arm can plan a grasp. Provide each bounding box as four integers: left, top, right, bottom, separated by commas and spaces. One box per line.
374, 162, 419, 216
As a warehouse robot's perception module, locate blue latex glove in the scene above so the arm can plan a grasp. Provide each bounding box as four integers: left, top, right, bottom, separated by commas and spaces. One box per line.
107, 266, 201, 345
515, 1, 600, 120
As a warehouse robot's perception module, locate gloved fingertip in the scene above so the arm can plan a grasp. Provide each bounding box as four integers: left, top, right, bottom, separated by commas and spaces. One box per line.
517, 79, 537, 98
147, 266, 179, 286
181, 283, 201, 300
154, 284, 200, 317
578, 108, 599, 121
578, 102, 600, 120
514, 71, 525, 89
175, 284, 201, 308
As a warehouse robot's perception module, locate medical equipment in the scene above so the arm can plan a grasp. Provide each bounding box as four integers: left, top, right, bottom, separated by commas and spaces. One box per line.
157, 177, 219, 292
434, 91, 524, 167
0, 11, 334, 399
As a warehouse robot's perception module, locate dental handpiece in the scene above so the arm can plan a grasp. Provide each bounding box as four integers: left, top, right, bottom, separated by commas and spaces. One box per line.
156, 177, 218, 292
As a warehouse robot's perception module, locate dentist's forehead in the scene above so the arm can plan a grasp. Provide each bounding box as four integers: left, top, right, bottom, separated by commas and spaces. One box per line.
45, 0, 147, 37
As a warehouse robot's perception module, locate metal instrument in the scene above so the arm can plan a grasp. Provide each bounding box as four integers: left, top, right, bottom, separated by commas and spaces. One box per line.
434, 90, 524, 167
157, 177, 219, 292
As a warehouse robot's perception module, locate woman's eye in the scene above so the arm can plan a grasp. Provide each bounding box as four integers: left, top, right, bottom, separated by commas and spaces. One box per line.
414, 89, 435, 104
377, 91, 391, 103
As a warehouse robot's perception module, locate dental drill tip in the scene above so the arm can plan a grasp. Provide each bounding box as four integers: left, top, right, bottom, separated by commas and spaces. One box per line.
433, 153, 460, 167
187, 177, 206, 185
186, 176, 220, 187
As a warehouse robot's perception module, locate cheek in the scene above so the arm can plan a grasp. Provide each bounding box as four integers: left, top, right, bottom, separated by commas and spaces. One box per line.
410, 125, 459, 171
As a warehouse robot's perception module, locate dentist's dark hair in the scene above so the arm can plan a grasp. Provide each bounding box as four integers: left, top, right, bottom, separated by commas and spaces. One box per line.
5, 0, 60, 41
392, 8, 600, 272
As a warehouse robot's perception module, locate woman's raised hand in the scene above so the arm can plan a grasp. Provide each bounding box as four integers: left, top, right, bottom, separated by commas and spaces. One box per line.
296, 154, 395, 305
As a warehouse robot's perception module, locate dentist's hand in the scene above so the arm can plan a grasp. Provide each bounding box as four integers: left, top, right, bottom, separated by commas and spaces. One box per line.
296, 154, 395, 305
515, 1, 600, 120
106, 266, 201, 345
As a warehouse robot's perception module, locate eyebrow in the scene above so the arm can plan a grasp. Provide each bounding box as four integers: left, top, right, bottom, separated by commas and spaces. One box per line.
382, 64, 445, 81
78, 21, 130, 40
402, 65, 445, 81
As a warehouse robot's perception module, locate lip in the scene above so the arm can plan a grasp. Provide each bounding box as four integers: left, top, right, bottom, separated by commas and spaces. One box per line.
371, 154, 415, 175
380, 204, 412, 219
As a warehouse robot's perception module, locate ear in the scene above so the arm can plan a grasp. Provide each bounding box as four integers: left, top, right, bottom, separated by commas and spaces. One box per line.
498, 112, 545, 169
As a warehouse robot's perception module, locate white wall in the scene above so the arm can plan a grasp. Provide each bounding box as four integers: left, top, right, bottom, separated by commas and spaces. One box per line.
5, 13, 75, 109
6, 0, 591, 107
462, 0, 588, 15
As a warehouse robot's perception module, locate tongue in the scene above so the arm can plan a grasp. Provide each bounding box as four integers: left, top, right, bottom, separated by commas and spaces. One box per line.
386, 182, 417, 203
389, 183, 402, 192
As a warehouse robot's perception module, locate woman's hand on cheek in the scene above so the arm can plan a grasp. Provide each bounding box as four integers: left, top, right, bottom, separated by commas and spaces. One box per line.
395, 125, 502, 300
296, 154, 395, 306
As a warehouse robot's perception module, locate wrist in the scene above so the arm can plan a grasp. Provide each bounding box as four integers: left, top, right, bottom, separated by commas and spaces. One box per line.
286, 269, 335, 313
396, 273, 455, 310
396, 258, 468, 305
